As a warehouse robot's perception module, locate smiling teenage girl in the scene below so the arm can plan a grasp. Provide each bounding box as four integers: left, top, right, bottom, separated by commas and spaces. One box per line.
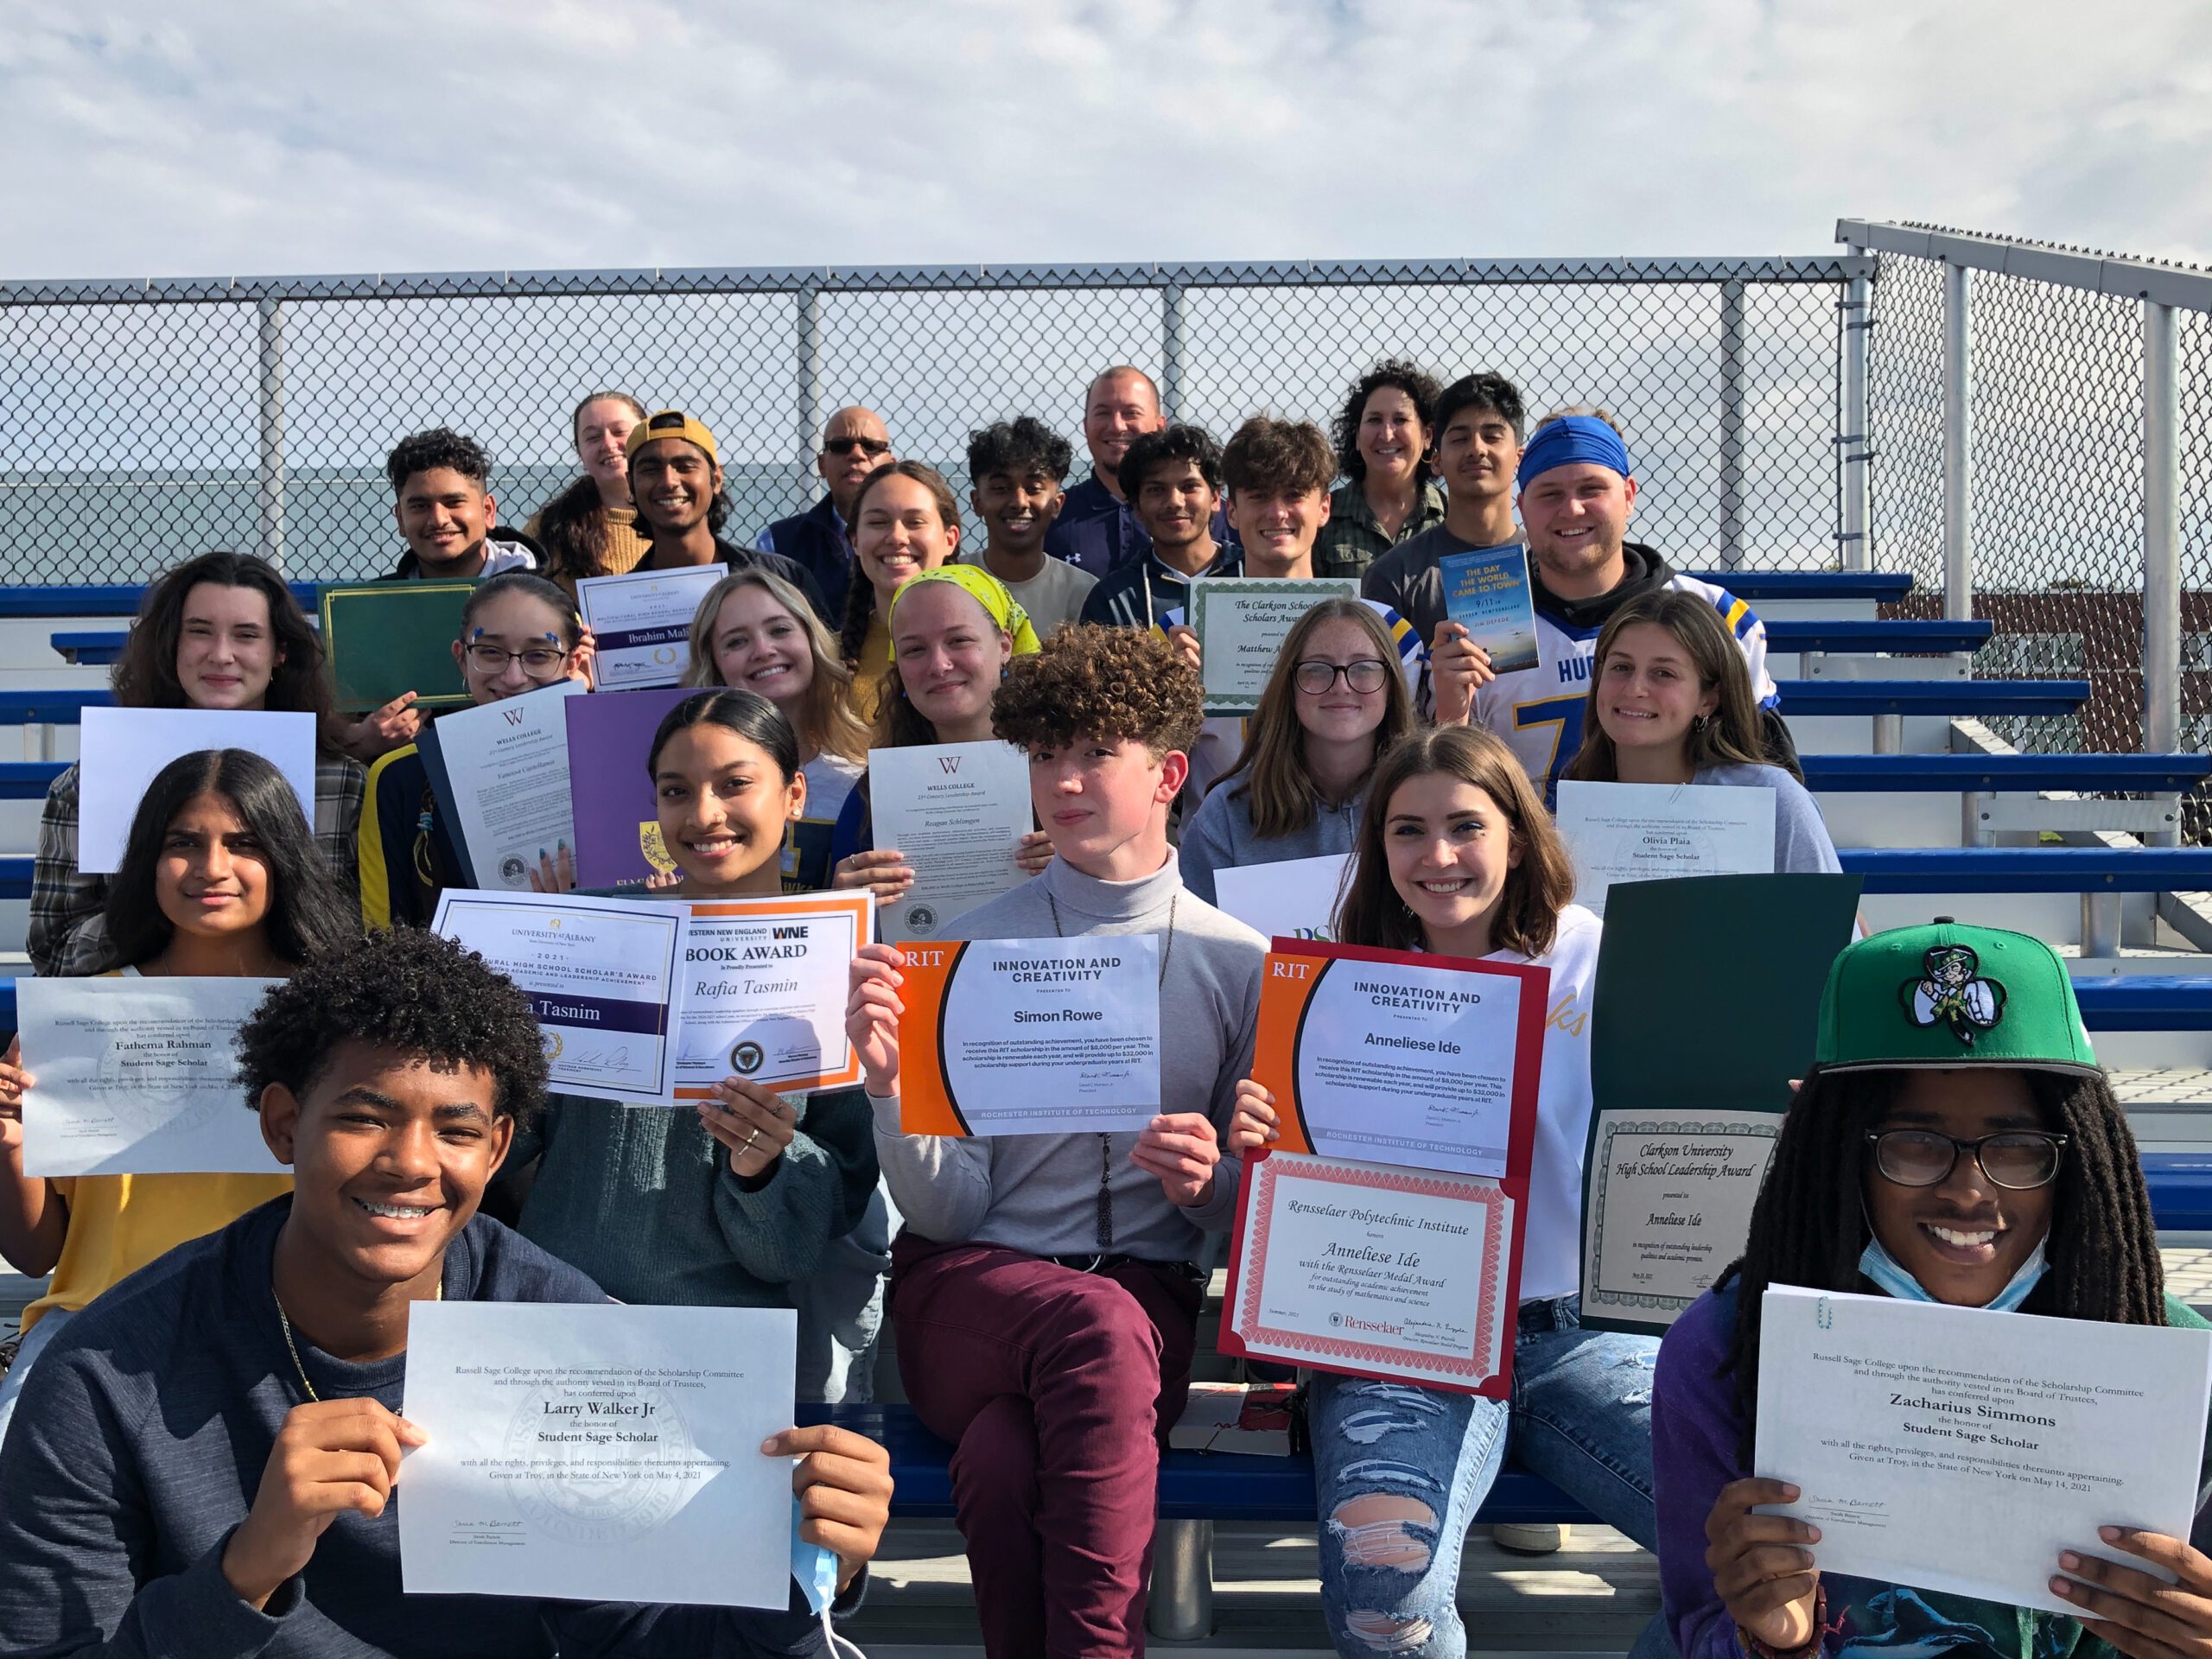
835, 461, 963, 722
525, 391, 651, 589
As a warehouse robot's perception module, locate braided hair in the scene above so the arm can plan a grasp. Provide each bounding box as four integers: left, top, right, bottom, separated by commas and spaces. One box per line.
1719, 1065, 2166, 1465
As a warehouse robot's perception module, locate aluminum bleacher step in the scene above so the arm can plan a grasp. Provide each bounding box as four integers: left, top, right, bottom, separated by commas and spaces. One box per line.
1801, 753, 2211, 792
1774, 678, 2088, 716
1681, 571, 1914, 603
1840, 848, 2212, 893
1765, 618, 1991, 653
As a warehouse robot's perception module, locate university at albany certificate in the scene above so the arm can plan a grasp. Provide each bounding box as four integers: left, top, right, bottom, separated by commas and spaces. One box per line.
399, 1302, 796, 1607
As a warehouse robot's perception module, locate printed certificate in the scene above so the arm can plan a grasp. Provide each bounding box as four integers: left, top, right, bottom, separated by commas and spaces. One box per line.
400, 1301, 796, 1609
671, 891, 870, 1098
1212, 852, 1351, 945
417, 680, 584, 891
1249, 941, 1547, 1178
867, 741, 1033, 938
1438, 543, 1538, 675
1579, 1110, 1778, 1327
77, 708, 318, 874
1756, 1285, 2212, 1615
1554, 780, 1776, 917
576, 566, 725, 691
895, 936, 1161, 1135
17, 976, 283, 1177
431, 890, 687, 1103
1186, 577, 1360, 715
1221, 1151, 1522, 1395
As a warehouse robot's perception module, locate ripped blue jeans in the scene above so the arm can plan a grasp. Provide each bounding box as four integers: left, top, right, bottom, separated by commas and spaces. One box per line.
1308, 1295, 1667, 1658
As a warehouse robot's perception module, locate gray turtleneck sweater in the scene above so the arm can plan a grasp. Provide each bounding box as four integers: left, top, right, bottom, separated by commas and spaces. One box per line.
870, 852, 1266, 1262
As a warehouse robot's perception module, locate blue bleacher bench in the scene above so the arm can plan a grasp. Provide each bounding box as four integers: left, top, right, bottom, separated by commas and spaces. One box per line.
1681, 570, 1915, 603
1773, 679, 2090, 717
1764, 619, 1990, 654
797, 1402, 1592, 1525
51, 631, 124, 667
1840, 847, 2212, 893
1801, 753, 2212, 793
0, 690, 116, 725
0, 582, 322, 619
0, 763, 66, 799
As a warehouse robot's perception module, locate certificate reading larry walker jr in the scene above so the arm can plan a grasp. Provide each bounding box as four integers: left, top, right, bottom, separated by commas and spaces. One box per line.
399, 1302, 798, 1609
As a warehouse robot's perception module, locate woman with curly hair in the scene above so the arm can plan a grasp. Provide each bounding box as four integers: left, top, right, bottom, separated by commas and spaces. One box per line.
1313, 358, 1446, 579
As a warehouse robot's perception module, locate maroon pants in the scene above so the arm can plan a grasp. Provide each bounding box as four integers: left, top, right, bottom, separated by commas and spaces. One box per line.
891, 1234, 1203, 1658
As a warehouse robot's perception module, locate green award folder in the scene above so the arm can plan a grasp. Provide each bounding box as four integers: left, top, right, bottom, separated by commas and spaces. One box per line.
319, 582, 476, 713
1576, 873, 1861, 1335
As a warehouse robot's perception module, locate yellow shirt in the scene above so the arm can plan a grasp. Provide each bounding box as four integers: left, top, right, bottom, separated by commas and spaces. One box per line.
851, 613, 896, 725
20, 968, 290, 1330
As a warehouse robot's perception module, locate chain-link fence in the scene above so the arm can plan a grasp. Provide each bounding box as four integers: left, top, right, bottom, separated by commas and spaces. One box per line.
1855, 221, 2212, 837
0, 259, 1857, 587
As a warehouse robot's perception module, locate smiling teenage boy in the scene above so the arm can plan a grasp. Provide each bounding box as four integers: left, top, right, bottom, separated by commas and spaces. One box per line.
0, 928, 891, 1658
626, 410, 831, 626
957, 416, 1097, 634
381, 429, 542, 582
846, 624, 1266, 1658
1077, 423, 1243, 631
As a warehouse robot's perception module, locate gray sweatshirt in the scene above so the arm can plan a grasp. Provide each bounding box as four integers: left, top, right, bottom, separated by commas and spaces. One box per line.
1691, 762, 1842, 874
1176, 780, 1363, 906
870, 852, 1266, 1262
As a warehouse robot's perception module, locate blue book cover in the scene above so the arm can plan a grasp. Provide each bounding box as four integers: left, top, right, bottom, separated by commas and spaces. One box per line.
1438, 542, 1540, 674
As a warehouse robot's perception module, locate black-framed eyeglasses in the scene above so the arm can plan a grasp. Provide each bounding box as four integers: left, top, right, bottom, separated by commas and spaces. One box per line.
1294, 658, 1389, 696
463, 642, 570, 677
1865, 1128, 2069, 1191
824, 436, 891, 458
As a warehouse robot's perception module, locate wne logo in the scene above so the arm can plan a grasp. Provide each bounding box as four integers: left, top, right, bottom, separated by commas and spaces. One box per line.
771, 925, 810, 940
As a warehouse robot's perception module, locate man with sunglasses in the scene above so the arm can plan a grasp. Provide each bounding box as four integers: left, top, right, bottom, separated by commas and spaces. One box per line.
753, 406, 895, 620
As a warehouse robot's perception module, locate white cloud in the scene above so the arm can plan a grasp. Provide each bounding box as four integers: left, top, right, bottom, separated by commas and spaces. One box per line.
2, 0, 2209, 277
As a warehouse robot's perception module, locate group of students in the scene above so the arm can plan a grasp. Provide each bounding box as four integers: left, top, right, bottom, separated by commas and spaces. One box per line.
0, 361, 2202, 1659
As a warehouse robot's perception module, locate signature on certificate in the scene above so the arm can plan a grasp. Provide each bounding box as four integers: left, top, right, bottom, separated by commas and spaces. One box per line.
564, 1043, 639, 1079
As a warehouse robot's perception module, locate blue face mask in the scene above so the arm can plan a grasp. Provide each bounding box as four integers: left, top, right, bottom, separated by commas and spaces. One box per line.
1859, 1231, 2049, 1311
791, 1496, 839, 1617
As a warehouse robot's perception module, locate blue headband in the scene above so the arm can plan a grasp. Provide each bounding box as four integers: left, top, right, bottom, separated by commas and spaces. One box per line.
1516, 415, 1631, 491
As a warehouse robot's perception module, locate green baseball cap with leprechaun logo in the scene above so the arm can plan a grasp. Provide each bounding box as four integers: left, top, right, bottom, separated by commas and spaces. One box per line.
1812, 918, 2099, 1076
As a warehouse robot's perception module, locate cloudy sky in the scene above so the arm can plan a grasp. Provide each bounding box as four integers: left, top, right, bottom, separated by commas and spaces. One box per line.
3, 0, 2209, 280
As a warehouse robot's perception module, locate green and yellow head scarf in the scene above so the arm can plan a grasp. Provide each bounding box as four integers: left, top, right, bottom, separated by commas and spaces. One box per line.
887, 564, 1042, 657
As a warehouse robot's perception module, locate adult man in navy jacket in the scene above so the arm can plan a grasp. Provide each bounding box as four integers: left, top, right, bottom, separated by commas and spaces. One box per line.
753, 406, 896, 621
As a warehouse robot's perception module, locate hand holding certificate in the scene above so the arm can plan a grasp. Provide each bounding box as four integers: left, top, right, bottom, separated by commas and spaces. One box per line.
400, 1303, 798, 1607
17, 976, 283, 1176
1185, 577, 1359, 715
1753, 1285, 2212, 1617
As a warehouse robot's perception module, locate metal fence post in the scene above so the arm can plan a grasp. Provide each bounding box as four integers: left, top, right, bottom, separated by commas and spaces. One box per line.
1718, 279, 1746, 569
1942, 262, 1973, 623
255, 298, 286, 572
2143, 299, 2182, 811
1839, 251, 1872, 571
1161, 283, 1186, 423
797, 284, 824, 476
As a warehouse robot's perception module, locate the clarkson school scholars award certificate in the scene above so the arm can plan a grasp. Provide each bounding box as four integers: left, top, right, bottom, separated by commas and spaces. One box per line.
417, 680, 585, 892
1755, 1286, 2212, 1616
1577, 874, 1862, 1334
16, 976, 284, 1177
671, 891, 870, 1098
575, 565, 725, 691
896, 936, 1162, 1135
1554, 779, 1776, 917
1220, 1152, 1525, 1395
399, 1302, 797, 1609
1186, 577, 1360, 715
868, 740, 1033, 938
1249, 941, 1548, 1178
1437, 543, 1539, 675
430, 890, 688, 1103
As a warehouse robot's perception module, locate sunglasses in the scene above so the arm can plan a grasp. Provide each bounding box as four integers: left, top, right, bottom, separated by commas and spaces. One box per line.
824, 437, 891, 458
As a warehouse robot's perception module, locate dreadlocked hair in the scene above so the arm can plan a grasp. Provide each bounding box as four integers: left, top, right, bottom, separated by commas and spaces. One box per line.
1719, 1064, 2165, 1465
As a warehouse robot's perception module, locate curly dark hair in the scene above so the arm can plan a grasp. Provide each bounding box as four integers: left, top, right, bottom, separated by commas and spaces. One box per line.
385, 428, 491, 494
1332, 359, 1442, 485
967, 416, 1074, 485
1221, 416, 1336, 499
113, 550, 334, 722
237, 928, 550, 1126
991, 624, 1201, 759
1116, 423, 1223, 503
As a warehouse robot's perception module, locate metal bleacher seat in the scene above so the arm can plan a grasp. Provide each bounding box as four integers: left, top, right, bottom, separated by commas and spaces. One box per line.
1764, 618, 1992, 654
1840, 847, 2212, 892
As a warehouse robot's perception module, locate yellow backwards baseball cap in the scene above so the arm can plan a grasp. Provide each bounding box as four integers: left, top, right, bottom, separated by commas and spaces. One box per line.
626, 410, 719, 466
1812, 918, 2098, 1077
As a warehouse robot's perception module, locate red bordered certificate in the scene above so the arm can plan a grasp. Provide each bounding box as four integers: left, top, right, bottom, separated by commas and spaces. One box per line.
1219, 1151, 1525, 1395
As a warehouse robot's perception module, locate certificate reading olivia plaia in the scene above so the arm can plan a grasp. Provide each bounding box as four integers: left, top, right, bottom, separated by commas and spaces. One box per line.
671, 891, 871, 1099
895, 936, 1162, 1135
1249, 941, 1548, 1179
431, 890, 688, 1103
1220, 1152, 1524, 1395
